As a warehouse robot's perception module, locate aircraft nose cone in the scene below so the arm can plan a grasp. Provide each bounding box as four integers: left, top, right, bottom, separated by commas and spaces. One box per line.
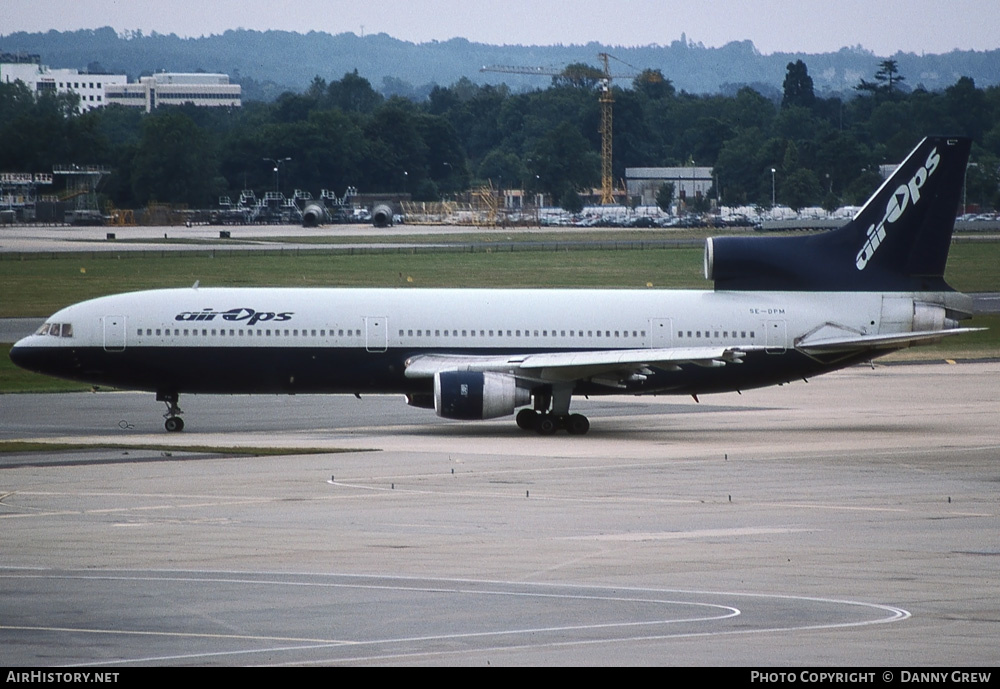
9, 340, 31, 370
9, 339, 45, 374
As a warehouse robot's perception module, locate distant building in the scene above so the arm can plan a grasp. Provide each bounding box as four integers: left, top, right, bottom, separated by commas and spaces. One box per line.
626, 166, 714, 207
105, 73, 241, 113
0, 54, 126, 112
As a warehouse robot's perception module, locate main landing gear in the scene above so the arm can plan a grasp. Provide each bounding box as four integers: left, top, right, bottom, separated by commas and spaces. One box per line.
157, 391, 184, 433
515, 385, 590, 435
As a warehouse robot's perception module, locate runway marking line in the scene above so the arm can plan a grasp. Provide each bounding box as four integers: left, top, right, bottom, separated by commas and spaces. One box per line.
2, 569, 910, 666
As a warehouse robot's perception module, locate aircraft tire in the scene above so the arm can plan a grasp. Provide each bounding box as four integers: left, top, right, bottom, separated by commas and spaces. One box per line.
516, 408, 537, 430
566, 414, 590, 435
165, 417, 184, 433
535, 415, 558, 435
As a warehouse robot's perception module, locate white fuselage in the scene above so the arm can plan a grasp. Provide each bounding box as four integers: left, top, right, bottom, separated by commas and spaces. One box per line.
13, 285, 937, 398
25, 287, 893, 353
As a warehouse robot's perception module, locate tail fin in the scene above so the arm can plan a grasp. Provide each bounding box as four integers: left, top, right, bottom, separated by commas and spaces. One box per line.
706, 136, 972, 291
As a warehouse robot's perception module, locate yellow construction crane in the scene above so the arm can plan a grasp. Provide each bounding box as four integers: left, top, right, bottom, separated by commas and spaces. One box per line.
597, 53, 615, 205
481, 53, 642, 205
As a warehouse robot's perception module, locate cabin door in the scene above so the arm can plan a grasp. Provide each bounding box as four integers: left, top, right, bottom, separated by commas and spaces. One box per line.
649, 318, 673, 348
365, 316, 387, 353
765, 319, 787, 354
102, 315, 126, 352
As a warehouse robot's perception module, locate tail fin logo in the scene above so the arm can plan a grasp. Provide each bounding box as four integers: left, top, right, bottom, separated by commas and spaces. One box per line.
856, 147, 941, 270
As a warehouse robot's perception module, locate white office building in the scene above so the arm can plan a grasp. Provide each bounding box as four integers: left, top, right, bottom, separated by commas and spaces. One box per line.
626, 166, 714, 207
105, 73, 241, 112
0, 57, 126, 112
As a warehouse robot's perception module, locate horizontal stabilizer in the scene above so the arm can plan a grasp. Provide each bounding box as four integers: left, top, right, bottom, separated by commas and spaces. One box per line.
796, 328, 985, 354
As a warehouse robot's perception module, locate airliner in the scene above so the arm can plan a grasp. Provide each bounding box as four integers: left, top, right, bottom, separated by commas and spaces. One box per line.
10, 136, 981, 435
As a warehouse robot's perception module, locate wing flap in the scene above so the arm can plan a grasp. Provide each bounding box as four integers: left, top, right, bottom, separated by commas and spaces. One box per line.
404, 346, 759, 384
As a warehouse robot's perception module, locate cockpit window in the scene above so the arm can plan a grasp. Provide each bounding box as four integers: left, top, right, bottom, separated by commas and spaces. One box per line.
36, 322, 73, 337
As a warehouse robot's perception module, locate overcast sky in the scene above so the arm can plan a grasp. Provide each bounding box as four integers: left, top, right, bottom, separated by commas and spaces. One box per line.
4, 0, 999, 56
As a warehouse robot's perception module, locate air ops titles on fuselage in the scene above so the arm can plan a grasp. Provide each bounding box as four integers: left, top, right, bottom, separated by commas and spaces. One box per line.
174, 308, 294, 326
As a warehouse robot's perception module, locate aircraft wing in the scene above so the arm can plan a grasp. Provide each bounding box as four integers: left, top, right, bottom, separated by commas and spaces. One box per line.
795, 327, 985, 354
404, 346, 760, 387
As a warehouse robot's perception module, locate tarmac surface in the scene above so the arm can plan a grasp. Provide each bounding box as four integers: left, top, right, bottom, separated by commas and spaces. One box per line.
1, 361, 998, 666
0, 221, 648, 254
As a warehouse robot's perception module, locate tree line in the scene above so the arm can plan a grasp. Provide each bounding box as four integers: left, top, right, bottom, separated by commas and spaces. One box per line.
2, 60, 999, 212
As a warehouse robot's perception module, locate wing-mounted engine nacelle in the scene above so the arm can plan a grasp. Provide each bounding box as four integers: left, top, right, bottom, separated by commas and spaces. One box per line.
372, 204, 394, 228
301, 202, 328, 228
434, 371, 531, 420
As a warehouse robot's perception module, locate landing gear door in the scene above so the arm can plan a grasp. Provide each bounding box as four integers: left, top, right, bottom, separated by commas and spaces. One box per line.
365, 316, 387, 353
103, 315, 126, 352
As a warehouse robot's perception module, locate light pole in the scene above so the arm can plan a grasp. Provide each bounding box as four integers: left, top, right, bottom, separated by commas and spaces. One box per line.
263, 157, 291, 194
770, 168, 776, 209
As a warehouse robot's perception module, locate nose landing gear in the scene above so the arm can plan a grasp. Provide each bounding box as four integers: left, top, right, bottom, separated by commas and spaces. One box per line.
157, 391, 184, 432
